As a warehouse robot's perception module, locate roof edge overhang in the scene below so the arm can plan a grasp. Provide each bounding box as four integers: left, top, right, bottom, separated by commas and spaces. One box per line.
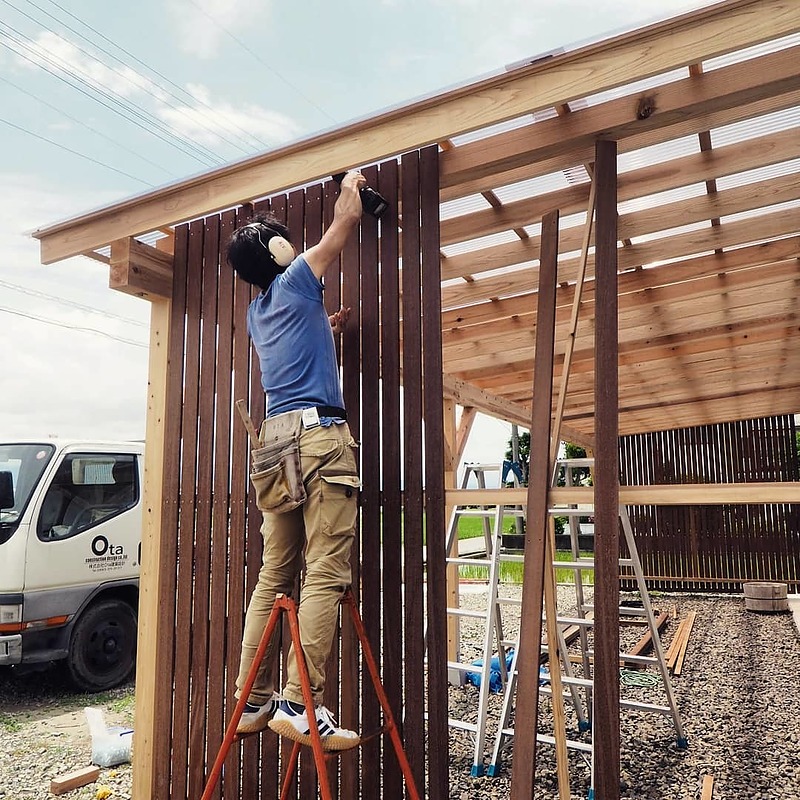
33, 0, 800, 264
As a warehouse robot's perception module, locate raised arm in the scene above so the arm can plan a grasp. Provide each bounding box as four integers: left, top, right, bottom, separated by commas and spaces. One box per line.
304, 171, 366, 280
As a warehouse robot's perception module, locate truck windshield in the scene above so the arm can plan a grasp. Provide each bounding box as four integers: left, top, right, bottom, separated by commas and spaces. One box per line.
0, 443, 56, 545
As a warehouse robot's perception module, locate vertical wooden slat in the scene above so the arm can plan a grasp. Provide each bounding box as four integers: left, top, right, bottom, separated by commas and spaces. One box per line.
255, 195, 294, 800
172, 219, 205, 800
420, 145, 448, 800
400, 150, 426, 795
207, 209, 236, 800
377, 159, 404, 800
340, 188, 362, 800
188, 213, 220, 800
593, 138, 620, 800
320, 180, 343, 798
509, 209, 559, 800
359, 164, 383, 800
227, 205, 254, 800
299, 184, 323, 800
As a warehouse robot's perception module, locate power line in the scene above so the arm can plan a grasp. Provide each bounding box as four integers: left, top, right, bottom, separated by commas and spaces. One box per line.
0, 279, 148, 328
19, 0, 266, 155
183, 0, 338, 126
0, 21, 222, 167
0, 116, 151, 185
0, 74, 176, 178
0, 306, 148, 349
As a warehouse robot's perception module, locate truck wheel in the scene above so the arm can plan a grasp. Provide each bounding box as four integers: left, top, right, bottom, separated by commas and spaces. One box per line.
67, 600, 137, 692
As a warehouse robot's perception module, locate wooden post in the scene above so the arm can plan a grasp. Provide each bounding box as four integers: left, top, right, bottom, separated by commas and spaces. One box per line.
132, 297, 171, 800
510, 209, 559, 799
593, 138, 621, 800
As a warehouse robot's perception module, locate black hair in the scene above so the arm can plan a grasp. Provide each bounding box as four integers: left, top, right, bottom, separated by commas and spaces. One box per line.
226, 213, 292, 292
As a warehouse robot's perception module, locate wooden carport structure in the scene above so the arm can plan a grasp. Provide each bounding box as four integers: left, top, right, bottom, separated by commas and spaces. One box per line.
33, 1, 800, 797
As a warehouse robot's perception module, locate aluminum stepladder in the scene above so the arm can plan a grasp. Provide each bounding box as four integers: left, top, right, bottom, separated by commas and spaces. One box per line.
443, 462, 523, 777
201, 590, 421, 800
488, 458, 687, 795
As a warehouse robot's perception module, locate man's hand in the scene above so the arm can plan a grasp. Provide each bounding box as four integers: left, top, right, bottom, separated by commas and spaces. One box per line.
334, 171, 367, 223
329, 305, 351, 335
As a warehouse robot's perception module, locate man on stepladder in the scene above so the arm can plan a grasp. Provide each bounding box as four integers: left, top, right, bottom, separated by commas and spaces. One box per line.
226, 170, 366, 751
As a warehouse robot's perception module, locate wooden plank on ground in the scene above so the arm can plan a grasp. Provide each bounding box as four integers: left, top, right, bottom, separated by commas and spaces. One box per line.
623, 610, 669, 666
50, 766, 101, 795
674, 611, 697, 675
702, 774, 714, 799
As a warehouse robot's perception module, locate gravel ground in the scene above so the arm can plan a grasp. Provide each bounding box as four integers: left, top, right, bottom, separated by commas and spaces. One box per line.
1, 588, 799, 799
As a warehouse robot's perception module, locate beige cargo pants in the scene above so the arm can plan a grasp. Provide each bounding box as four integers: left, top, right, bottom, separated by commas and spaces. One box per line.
236, 412, 360, 706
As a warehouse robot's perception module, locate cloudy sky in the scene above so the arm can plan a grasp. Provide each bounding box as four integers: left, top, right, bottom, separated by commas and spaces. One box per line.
0, 0, 717, 458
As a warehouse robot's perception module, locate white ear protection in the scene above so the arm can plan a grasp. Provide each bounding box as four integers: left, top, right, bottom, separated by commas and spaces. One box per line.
244, 222, 296, 267
267, 235, 295, 267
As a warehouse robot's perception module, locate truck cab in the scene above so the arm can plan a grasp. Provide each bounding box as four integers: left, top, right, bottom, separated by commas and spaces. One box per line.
0, 440, 143, 691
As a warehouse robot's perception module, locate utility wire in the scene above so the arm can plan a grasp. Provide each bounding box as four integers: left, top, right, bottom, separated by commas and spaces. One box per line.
0, 306, 148, 349
0, 74, 175, 178
0, 279, 148, 328
0, 21, 221, 167
0, 116, 151, 185
183, 0, 338, 126
13, 0, 265, 154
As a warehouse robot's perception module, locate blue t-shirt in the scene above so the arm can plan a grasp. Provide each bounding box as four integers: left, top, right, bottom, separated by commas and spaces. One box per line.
247, 255, 345, 418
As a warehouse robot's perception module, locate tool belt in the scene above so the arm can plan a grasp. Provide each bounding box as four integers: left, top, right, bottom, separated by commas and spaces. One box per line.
250, 410, 306, 513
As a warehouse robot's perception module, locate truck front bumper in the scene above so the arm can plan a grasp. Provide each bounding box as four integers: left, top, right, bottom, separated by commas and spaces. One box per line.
0, 634, 22, 664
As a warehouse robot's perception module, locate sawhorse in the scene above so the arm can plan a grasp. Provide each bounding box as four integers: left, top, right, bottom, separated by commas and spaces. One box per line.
201, 590, 420, 800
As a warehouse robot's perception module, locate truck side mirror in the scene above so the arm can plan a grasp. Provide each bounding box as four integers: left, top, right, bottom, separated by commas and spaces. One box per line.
0, 471, 13, 510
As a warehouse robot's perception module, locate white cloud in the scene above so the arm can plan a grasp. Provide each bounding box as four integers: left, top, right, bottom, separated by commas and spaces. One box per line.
0, 176, 150, 441
159, 83, 301, 147
12, 29, 297, 157
167, 0, 265, 60
14, 32, 168, 102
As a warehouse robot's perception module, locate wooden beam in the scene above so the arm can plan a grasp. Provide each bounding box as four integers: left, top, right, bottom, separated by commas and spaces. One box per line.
442, 373, 595, 449
110, 237, 173, 300
35, 0, 800, 263
442, 235, 800, 331
446, 482, 800, 506
442, 171, 800, 304
440, 42, 800, 199
454, 406, 477, 464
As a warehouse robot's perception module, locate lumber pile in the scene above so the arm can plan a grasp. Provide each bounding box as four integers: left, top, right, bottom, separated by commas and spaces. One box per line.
665, 611, 697, 675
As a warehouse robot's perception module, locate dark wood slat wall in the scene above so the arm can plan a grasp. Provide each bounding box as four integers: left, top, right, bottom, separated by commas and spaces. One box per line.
154, 152, 440, 799
619, 415, 800, 591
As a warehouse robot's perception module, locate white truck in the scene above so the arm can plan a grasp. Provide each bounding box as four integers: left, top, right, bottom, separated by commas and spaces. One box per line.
0, 439, 143, 691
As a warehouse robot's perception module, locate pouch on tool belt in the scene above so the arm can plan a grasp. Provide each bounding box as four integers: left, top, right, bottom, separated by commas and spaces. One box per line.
250, 412, 306, 513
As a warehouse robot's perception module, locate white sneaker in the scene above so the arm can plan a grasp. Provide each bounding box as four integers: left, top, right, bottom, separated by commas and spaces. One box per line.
269, 700, 360, 751
236, 692, 283, 735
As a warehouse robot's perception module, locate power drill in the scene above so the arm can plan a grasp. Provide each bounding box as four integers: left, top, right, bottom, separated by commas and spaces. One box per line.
331, 172, 389, 219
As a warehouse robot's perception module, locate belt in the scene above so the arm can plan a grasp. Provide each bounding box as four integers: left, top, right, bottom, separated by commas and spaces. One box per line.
315, 405, 347, 420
